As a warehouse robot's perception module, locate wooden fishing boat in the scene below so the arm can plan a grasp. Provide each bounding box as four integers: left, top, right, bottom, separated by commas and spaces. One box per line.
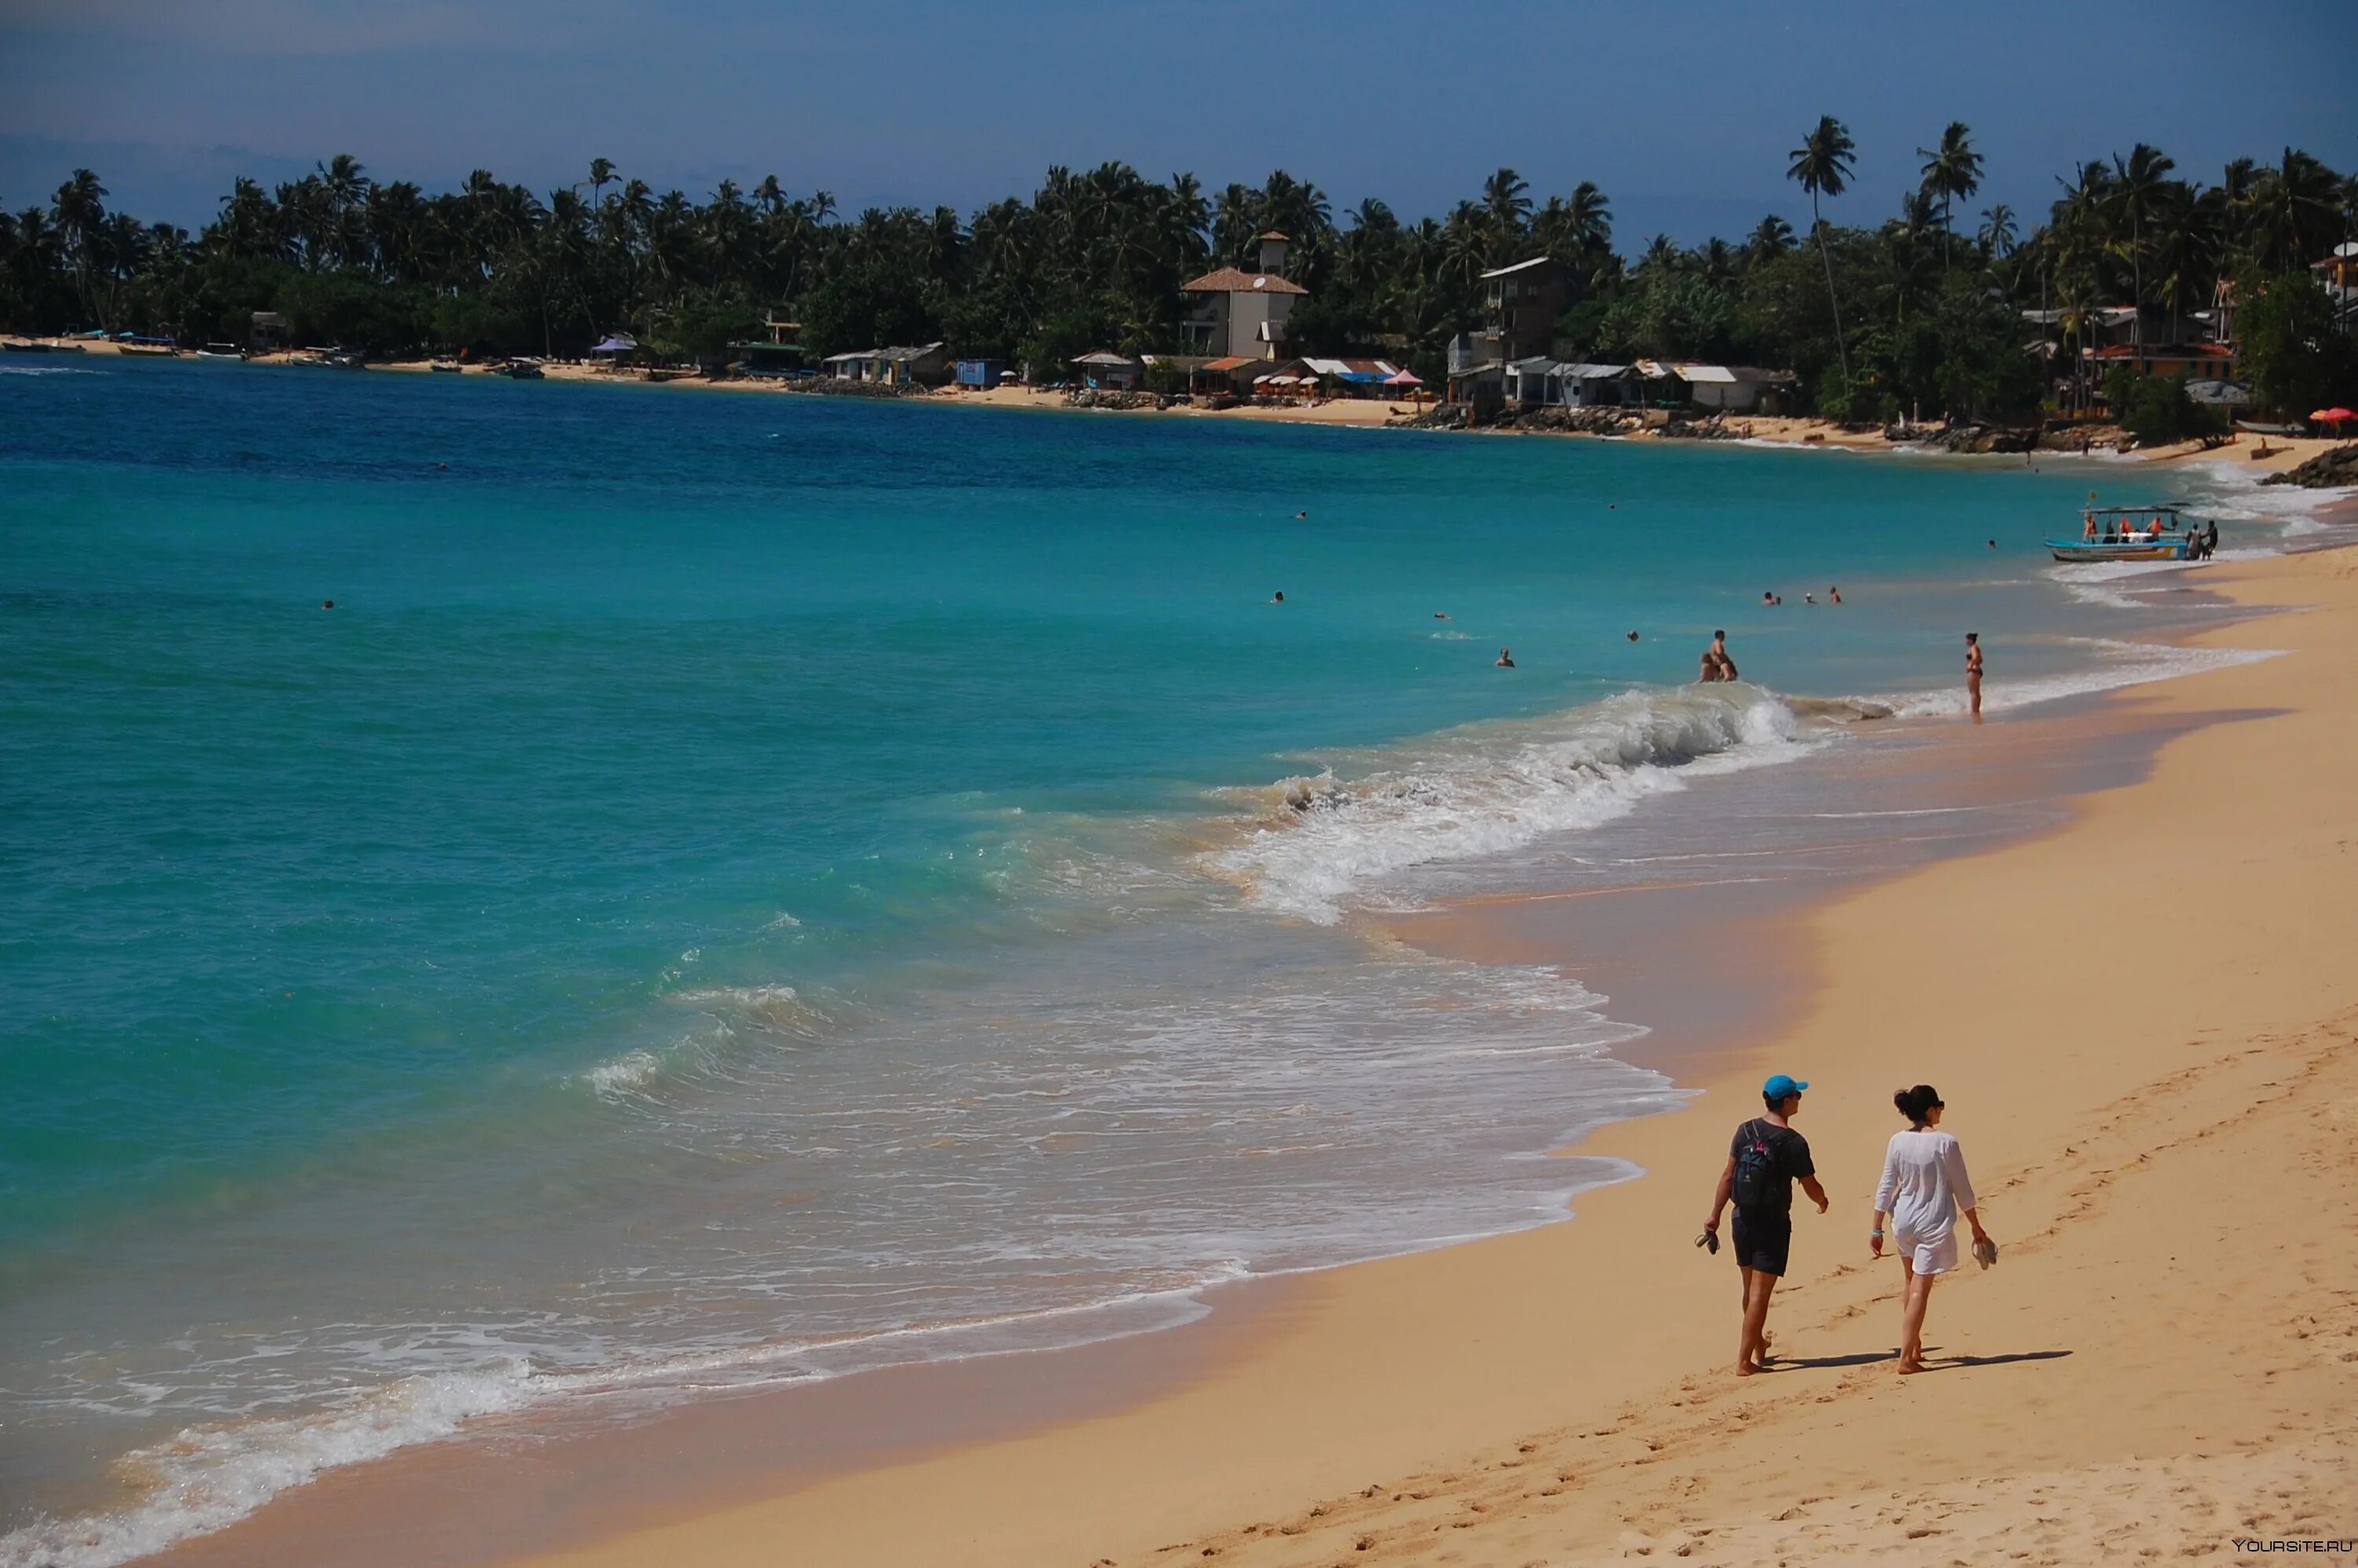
2047, 505, 2209, 563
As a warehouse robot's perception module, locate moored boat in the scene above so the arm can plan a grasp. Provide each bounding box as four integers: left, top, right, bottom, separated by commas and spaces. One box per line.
2046, 505, 2214, 563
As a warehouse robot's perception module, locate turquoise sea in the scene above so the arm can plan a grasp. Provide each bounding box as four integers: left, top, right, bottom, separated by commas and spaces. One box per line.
0, 359, 2324, 1562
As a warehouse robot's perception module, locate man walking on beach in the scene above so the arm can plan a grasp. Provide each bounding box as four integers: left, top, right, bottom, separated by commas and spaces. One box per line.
1702, 1074, 1827, 1375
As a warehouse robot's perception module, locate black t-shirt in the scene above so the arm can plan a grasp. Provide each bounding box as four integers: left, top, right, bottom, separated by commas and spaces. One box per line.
1729, 1119, 1816, 1216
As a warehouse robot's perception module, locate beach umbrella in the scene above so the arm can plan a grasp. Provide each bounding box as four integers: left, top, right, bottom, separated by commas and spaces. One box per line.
2311, 406, 2353, 428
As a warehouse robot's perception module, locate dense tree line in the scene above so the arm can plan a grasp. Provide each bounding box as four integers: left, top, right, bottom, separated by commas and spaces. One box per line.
3, 125, 2352, 420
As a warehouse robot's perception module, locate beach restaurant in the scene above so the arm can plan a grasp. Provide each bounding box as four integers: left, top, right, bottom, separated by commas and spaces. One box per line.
1297, 357, 1409, 398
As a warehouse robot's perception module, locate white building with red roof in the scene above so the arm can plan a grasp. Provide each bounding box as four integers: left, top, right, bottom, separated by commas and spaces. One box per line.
1179, 231, 1308, 359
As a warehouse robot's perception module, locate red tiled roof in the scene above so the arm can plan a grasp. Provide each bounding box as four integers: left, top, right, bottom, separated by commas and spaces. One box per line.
1180, 267, 1309, 296
1203, 355, 1257, 371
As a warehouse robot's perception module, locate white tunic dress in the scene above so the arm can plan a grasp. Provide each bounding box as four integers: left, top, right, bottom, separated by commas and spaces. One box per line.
1873, 1129, 1978, 1276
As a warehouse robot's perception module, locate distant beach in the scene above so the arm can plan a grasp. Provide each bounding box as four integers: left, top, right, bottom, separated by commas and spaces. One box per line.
17, 335, 2349, 476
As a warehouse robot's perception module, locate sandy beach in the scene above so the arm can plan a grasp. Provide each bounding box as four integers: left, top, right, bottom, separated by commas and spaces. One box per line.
341, 537, 2358, 1567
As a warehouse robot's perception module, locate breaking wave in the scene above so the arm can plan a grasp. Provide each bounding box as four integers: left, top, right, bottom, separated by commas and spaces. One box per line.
1208, 685, 1820, 923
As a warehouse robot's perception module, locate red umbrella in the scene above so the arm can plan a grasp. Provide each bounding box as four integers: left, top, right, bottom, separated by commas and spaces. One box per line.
2311, 406, 2355, 428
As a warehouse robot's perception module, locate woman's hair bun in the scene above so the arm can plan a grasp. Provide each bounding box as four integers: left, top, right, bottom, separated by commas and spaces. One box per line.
1895, 1084, 1941, 1122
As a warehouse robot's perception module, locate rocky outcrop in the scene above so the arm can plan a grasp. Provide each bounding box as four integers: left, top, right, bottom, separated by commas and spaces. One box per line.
1655, 414, 1739, 441
1882, 422, 2038, 454
1065, 389, 1185, 411
2261, 443, 2358, 489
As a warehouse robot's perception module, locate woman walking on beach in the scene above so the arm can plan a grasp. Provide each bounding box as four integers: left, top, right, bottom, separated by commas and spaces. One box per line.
1870, 1085, 1992, 1373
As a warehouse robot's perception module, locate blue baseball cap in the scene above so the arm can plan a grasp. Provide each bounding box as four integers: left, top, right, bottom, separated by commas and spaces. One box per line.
1763, 1074, 1809, 1100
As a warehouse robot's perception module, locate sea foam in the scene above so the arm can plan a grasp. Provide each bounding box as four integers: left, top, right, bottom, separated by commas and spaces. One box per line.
1210, 686, 1816, 924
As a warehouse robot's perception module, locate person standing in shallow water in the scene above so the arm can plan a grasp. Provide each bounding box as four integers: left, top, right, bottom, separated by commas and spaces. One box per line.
1965, 633, 1983, 718
1702, 1074, 1828, 1375
1871, 1085, 1993, 1373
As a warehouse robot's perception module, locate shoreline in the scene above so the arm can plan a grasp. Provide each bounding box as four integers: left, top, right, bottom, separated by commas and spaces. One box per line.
18, 338, 2348, 476
490, 539, 2358, 1565
152, 685, 2213, 1568
480, 538, 2358, 1563
145, 524, 2358, 1564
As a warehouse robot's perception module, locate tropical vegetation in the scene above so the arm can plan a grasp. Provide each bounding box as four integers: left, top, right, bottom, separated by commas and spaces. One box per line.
3, 128, 2352, 420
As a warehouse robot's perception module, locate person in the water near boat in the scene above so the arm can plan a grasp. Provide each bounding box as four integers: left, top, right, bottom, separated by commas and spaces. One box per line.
1495, 648, 1515, 668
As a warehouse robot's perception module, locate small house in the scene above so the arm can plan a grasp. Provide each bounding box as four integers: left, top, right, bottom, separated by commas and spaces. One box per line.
821, 342, 950, 387
1071, 351, 1143, 391
955, 358, 1007, 388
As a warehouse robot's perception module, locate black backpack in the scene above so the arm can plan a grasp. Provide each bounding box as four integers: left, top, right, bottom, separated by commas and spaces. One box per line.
1732, 1120, 1778, 1211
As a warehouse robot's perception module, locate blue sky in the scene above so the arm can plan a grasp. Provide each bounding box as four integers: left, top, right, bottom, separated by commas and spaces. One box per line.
3, 0, 2352, 247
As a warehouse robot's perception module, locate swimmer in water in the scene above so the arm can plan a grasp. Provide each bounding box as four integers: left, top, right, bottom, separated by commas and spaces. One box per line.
1434, 611, 1450, 619
1271, 590, 1284, 604
1295, 511, 1308, 520
1712, 629, 1738, 681
321, 600, 335, 610
1804, 593, 1816, 604
1627, 630, 1640, 642
1829, 586, 1842, 604
1496, 648, 1515, 668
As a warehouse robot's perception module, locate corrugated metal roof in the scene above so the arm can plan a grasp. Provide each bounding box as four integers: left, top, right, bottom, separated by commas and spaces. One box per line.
1179, 267, 1309, 296
1672, 363, 1738, 384
1071, 351, 1137, 365
1479, 256, 1559, 280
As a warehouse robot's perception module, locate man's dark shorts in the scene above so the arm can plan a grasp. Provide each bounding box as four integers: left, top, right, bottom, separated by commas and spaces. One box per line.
1731, 1209, 1792, 1276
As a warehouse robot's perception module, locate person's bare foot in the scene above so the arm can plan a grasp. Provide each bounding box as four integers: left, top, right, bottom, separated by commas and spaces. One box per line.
1897, 1357, 1928, 1375
1734, 1361, 1758, 1377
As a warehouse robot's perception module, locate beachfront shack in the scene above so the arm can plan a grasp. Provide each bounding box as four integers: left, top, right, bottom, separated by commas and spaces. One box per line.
821, 343, 950, 387
1072, 351, 1144, 391
1502, 359, 1629, 409
1179, 231, 1307, 360
1670, 363, 1798, 414
954, 358, 1008, 388
251, 311, 291, 352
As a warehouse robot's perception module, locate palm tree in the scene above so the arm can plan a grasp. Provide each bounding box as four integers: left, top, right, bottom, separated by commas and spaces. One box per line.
1745, 214, 1794, 264
1915, 122, 1982, 271
1480, 167, 1532, 244
1787, 115, 1857, 382
50, 169, 109, 325
2105, 143, 2176, 344
1976, 204, 2018, 259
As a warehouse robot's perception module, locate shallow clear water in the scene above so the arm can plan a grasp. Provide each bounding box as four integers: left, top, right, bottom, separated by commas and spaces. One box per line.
0, 359, 2323, 1562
